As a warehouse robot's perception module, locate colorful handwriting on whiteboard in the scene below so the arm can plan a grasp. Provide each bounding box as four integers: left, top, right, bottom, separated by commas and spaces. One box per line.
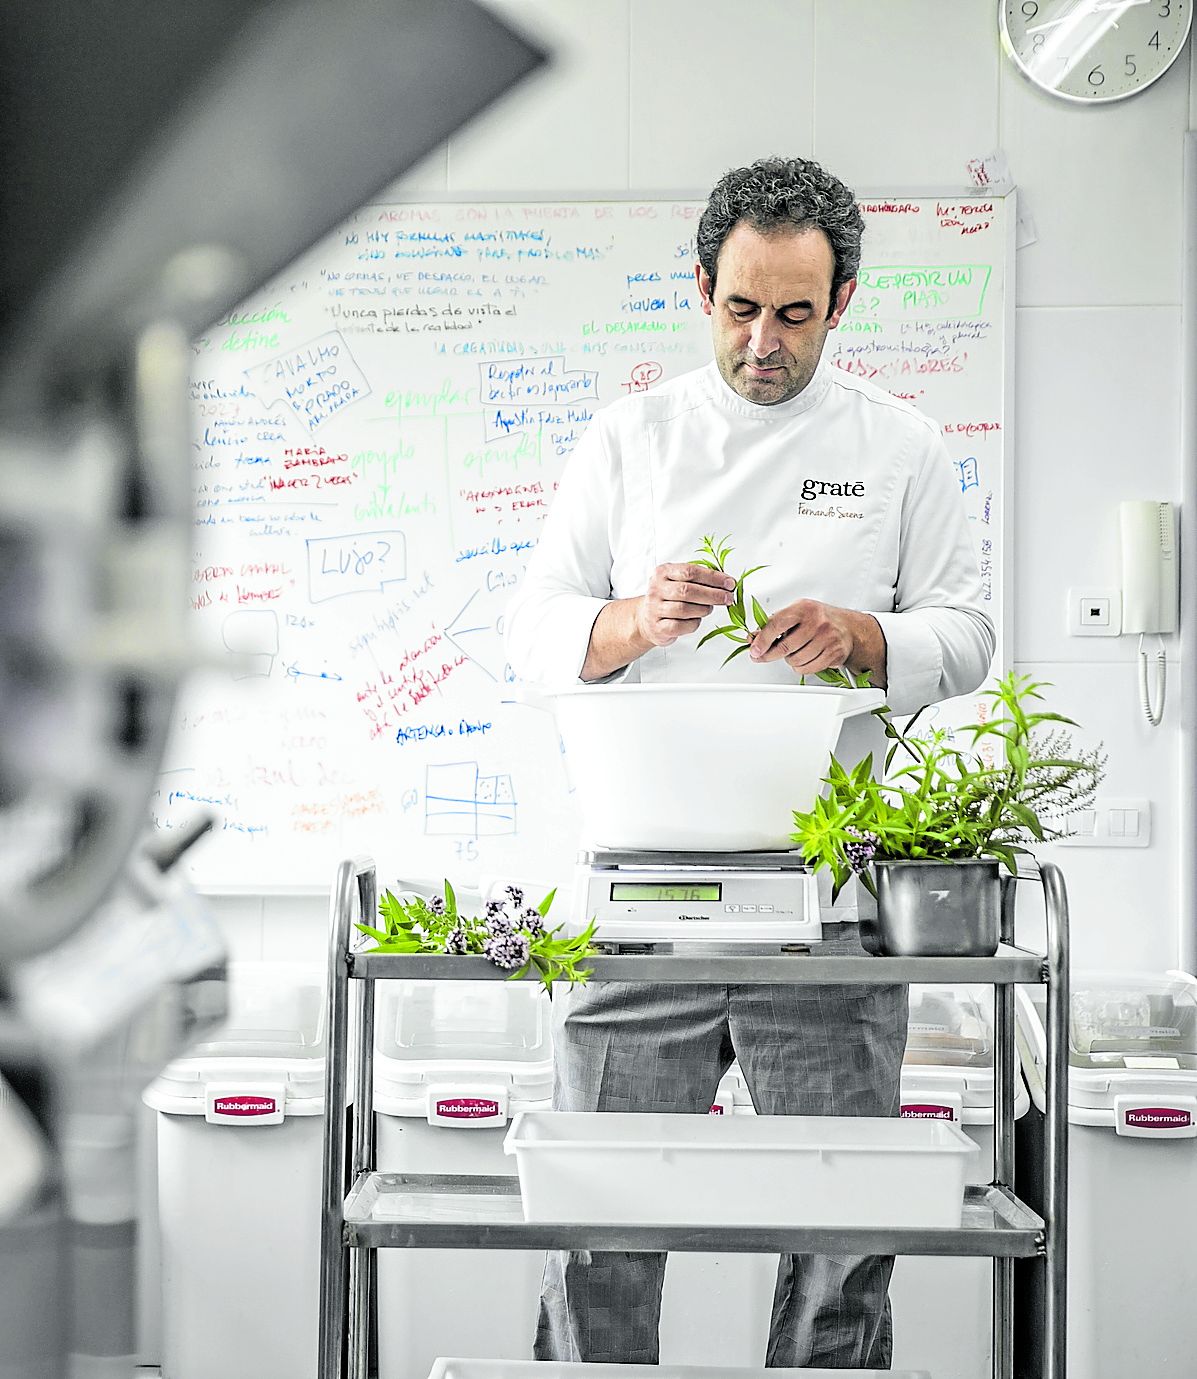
480, 356, 597, 446
305, 530, 407, 603
956, 457, 979, 493
855, 264, 992, 317
425, 761, 516, 839
621, 361, 663, 395
443, 584, 509, 682
246, 331, 370, 433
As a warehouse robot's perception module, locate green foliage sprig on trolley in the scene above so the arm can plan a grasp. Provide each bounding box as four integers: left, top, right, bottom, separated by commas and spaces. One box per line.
356, 879, 597, 993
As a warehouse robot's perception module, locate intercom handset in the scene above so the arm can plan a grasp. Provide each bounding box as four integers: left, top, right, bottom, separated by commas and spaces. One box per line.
1119, 501, 1177, 726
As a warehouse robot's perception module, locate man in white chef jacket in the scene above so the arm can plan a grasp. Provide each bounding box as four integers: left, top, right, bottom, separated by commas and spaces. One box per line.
504, 156, 994, 1369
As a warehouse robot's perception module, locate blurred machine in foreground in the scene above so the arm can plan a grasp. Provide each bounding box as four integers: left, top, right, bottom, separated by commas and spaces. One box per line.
0, 3, 544, 1374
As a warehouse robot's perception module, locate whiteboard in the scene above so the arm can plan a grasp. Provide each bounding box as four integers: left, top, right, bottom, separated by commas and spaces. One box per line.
157, 193, 1013, 892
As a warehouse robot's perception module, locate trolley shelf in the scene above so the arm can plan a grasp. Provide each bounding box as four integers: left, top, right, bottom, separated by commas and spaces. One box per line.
342, 1172, 1045, 1259
350, 941, 1045, 985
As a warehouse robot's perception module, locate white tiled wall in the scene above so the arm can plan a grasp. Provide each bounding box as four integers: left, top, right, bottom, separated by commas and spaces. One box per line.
205, 0, 1194, 975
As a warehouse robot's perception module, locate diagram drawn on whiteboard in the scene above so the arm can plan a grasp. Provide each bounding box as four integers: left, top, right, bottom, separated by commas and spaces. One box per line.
425, 761, 517, 837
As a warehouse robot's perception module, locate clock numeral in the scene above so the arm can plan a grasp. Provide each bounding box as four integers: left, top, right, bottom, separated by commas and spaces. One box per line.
1125, 53, 1138, 76
1159, 0, 1171, 17
1149, 28, 1162, 47
1031, 31, 1046, 52
1087, 63, 1106, 86
1021, 0, 1039, 17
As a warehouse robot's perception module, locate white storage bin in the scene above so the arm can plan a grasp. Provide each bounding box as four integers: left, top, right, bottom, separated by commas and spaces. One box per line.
505, 1110, 975, 1228
425, 1356, 931, 1379
891, 985, 1030, 1379
142, 962, 327, 1379
1016, 970, 1197, 1379
900, 984, 1030, 1183
374, 980, 552, 1377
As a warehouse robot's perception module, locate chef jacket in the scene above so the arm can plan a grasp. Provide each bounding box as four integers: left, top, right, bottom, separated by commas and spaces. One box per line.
504, 357, 995, 716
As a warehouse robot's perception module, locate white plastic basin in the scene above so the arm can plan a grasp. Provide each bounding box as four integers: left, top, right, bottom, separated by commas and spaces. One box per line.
503, 1110, 975, 1228
427, 1360, 931, 1379
538, 683, 883, 851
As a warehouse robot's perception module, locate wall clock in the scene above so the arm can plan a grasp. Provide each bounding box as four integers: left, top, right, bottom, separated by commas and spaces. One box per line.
1000, 0, 1191, 102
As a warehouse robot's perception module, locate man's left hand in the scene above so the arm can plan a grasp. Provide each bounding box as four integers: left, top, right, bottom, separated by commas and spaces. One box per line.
748, 598, 886, 684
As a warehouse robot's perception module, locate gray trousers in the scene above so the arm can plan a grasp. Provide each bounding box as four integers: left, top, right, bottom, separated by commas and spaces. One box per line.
534, 927, 908, 1369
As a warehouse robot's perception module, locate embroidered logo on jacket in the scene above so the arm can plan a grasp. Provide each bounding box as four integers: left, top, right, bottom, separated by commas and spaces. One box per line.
800, 478, 865, 502
797, 477, 866, 521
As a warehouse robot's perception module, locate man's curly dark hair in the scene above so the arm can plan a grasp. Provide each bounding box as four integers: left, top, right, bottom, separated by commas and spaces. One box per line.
697, 156, 864, 317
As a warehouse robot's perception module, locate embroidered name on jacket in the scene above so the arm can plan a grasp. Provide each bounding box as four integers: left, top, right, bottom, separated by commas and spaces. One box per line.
797, 476, 867, 520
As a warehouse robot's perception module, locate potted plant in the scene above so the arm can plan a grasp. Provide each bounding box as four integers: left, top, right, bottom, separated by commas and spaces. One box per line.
790, 672, 1106, 955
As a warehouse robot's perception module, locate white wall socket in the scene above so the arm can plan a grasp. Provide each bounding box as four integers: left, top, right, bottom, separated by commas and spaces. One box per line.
1057, 797, 1151, 848
1067, 587, 1122, 637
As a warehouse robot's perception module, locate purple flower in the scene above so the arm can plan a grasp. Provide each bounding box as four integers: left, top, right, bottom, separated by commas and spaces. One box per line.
484, 930, 530, 971
843, 826, 880, 872
486, 913, 514, 938
444, 925, 469, 955
427, 895, 446, 916
503, 883, 525, 907
485, 898, 507, 919
520, 905, 545, 936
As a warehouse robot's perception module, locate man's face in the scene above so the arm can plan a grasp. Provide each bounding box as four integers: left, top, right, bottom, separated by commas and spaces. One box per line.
696, 222, 855, 406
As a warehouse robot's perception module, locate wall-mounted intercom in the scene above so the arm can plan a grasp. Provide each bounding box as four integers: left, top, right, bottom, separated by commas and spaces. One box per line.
1120, 501, 1177, 725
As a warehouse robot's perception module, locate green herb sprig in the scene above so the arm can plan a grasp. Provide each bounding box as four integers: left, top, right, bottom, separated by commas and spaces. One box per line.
693, 533, 767, 666
791, 671, 1107, 902
355, 879, 597, 992
692, 533, 875, 690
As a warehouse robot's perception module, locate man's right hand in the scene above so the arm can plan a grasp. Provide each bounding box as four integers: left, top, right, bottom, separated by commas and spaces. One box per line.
634, 562, 736, 647
580, 563, 735, 681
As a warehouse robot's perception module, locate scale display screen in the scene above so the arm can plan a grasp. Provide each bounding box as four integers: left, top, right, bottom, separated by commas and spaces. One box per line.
609, 882, 722, 903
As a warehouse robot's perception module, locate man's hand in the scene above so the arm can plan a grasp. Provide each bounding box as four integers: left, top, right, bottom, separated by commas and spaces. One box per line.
634, 562, 735, 647
748, 597, 887, 685
581, 563, 734, 681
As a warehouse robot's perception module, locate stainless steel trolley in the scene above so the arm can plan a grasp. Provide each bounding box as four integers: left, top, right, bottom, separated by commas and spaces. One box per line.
318, 856, 1069, 1379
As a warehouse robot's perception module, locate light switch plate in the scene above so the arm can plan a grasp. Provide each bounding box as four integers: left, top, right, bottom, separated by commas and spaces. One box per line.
1057, 797, 1150, 848
1068, 587, 1122, 637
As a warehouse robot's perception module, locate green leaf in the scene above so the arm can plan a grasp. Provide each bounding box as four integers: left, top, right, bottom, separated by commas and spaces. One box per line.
722, 643, 752, 666
536, 888, 557, 918
750, 595, 769, 630
698, 624, 744, 648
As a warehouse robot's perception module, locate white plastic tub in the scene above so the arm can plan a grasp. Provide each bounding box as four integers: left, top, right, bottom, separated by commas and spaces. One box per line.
540, 683, 884, 850
426, 1357, 931, 1379
892, 985, 1030, 1379
373, 980, 552, 1377
142, 962, 328, 1379
504, 1110, 975, 1228
1016, 971, 1197, 1379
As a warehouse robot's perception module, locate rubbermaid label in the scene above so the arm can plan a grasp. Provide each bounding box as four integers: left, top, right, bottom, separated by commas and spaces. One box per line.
901, 1103, 955, 1121
709, 1103, 726, 1115
213, 1094, 279, 1117
1124, 1106, 1193, 1130
435, 1097, 500, 1120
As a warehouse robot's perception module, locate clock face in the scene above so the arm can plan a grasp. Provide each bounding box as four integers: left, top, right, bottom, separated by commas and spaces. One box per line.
1001, 0, 1192, 102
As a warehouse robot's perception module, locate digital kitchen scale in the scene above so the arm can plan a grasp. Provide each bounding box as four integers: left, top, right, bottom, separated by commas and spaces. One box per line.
571, 848, 824, 945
